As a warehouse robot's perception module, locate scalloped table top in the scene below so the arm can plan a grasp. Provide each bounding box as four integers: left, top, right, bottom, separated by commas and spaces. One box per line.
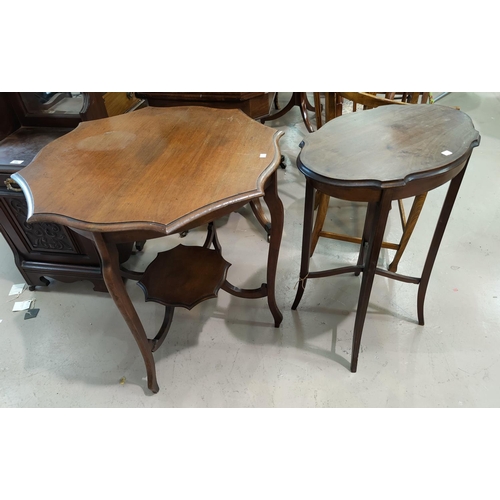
12, 106, 284, 234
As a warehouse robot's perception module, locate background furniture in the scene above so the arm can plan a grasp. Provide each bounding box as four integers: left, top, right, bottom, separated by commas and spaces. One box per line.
260, 92, 317, 132
310, 92, 431, 272
292, 104, 480, 372
13, 106, 285, 393
0, 92, 144, 291
135, 92, 272, 119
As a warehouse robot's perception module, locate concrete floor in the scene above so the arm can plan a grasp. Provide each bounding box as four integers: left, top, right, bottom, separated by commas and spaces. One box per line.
0, 92, 499, 407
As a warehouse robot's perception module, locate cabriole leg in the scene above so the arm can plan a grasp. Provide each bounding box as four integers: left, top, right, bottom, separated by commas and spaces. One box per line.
93, 232, 159, 394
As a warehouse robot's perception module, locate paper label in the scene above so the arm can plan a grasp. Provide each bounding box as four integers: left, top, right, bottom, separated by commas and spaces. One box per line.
13, 300, 34, 312
9, 283, 26, 296
10, 160, 23, 164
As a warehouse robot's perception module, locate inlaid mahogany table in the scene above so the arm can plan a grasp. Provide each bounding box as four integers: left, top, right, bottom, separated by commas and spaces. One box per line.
12, 106, 285, 393
291, 104, 480, 372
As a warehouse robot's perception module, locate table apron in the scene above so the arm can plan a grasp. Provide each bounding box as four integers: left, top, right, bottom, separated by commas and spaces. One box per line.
307, 155, 471, 203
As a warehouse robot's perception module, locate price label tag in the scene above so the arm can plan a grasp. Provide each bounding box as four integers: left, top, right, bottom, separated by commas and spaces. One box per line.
9, 283, 26, 296
13, 300, 34, 312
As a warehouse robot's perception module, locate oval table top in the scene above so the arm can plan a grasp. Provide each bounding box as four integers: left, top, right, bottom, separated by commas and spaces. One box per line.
12, 106, 284, 235
297, 104, 480, 188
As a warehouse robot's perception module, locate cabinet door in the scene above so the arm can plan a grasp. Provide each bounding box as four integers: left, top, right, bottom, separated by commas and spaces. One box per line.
0, 190, 101, 264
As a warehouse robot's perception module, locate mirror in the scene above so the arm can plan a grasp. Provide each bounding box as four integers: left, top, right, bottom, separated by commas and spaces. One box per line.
19, 92, 84, 116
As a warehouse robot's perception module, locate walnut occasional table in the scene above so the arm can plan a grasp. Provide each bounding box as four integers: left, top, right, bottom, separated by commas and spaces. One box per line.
291, 104, 480, 372
12, 106, 285, 393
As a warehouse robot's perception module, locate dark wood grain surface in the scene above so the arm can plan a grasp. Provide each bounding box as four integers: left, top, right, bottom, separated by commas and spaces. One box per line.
299, 104, 479, 185
293, 102, 480, 374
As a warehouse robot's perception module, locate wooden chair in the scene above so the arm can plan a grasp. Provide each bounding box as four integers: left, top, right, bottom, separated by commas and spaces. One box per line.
310, 92, 431, 272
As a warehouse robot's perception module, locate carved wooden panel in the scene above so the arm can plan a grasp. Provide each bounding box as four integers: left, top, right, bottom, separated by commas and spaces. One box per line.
8, 197, 79, 254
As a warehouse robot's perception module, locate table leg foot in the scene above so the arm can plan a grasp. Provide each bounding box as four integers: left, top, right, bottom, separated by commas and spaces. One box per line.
149, 379, 160, 394
271, 311, 283, 328
280, 155, 286, 169
292, 277, 307, 311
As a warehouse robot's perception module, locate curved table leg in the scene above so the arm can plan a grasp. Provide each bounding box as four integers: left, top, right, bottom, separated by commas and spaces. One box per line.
417, 164, 468, 326
92, 232, 159, 393
298, 92, 315, 133
261, 92, 315, 133
151, 306, 175, 352
263, 171, 284, 327
250, 199, 271, 239
292, 179, 316, 310
305, 94, 316, 112
260, 93, 296, 123
273, 92, 280, 110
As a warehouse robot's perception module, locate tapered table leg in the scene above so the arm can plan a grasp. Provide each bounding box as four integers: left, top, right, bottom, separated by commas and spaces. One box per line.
92, 232, 159, 393
310, 192, 330, 256
355, 202, 377, 276
350, 195, 392, 373
263, 171, 284, 327
417, 164, 468, 326
292, 179, 316, 310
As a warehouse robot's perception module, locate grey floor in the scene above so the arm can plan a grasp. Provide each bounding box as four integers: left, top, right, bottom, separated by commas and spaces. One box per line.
1, 92, 499, 408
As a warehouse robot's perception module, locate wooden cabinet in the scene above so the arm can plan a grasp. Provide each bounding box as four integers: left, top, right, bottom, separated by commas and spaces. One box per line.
0, 92, 143, 291
135, 92, 272, 119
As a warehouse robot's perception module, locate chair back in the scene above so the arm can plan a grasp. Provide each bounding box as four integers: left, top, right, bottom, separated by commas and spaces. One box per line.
315, 92, 432, 127
380, 92, 431, 104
